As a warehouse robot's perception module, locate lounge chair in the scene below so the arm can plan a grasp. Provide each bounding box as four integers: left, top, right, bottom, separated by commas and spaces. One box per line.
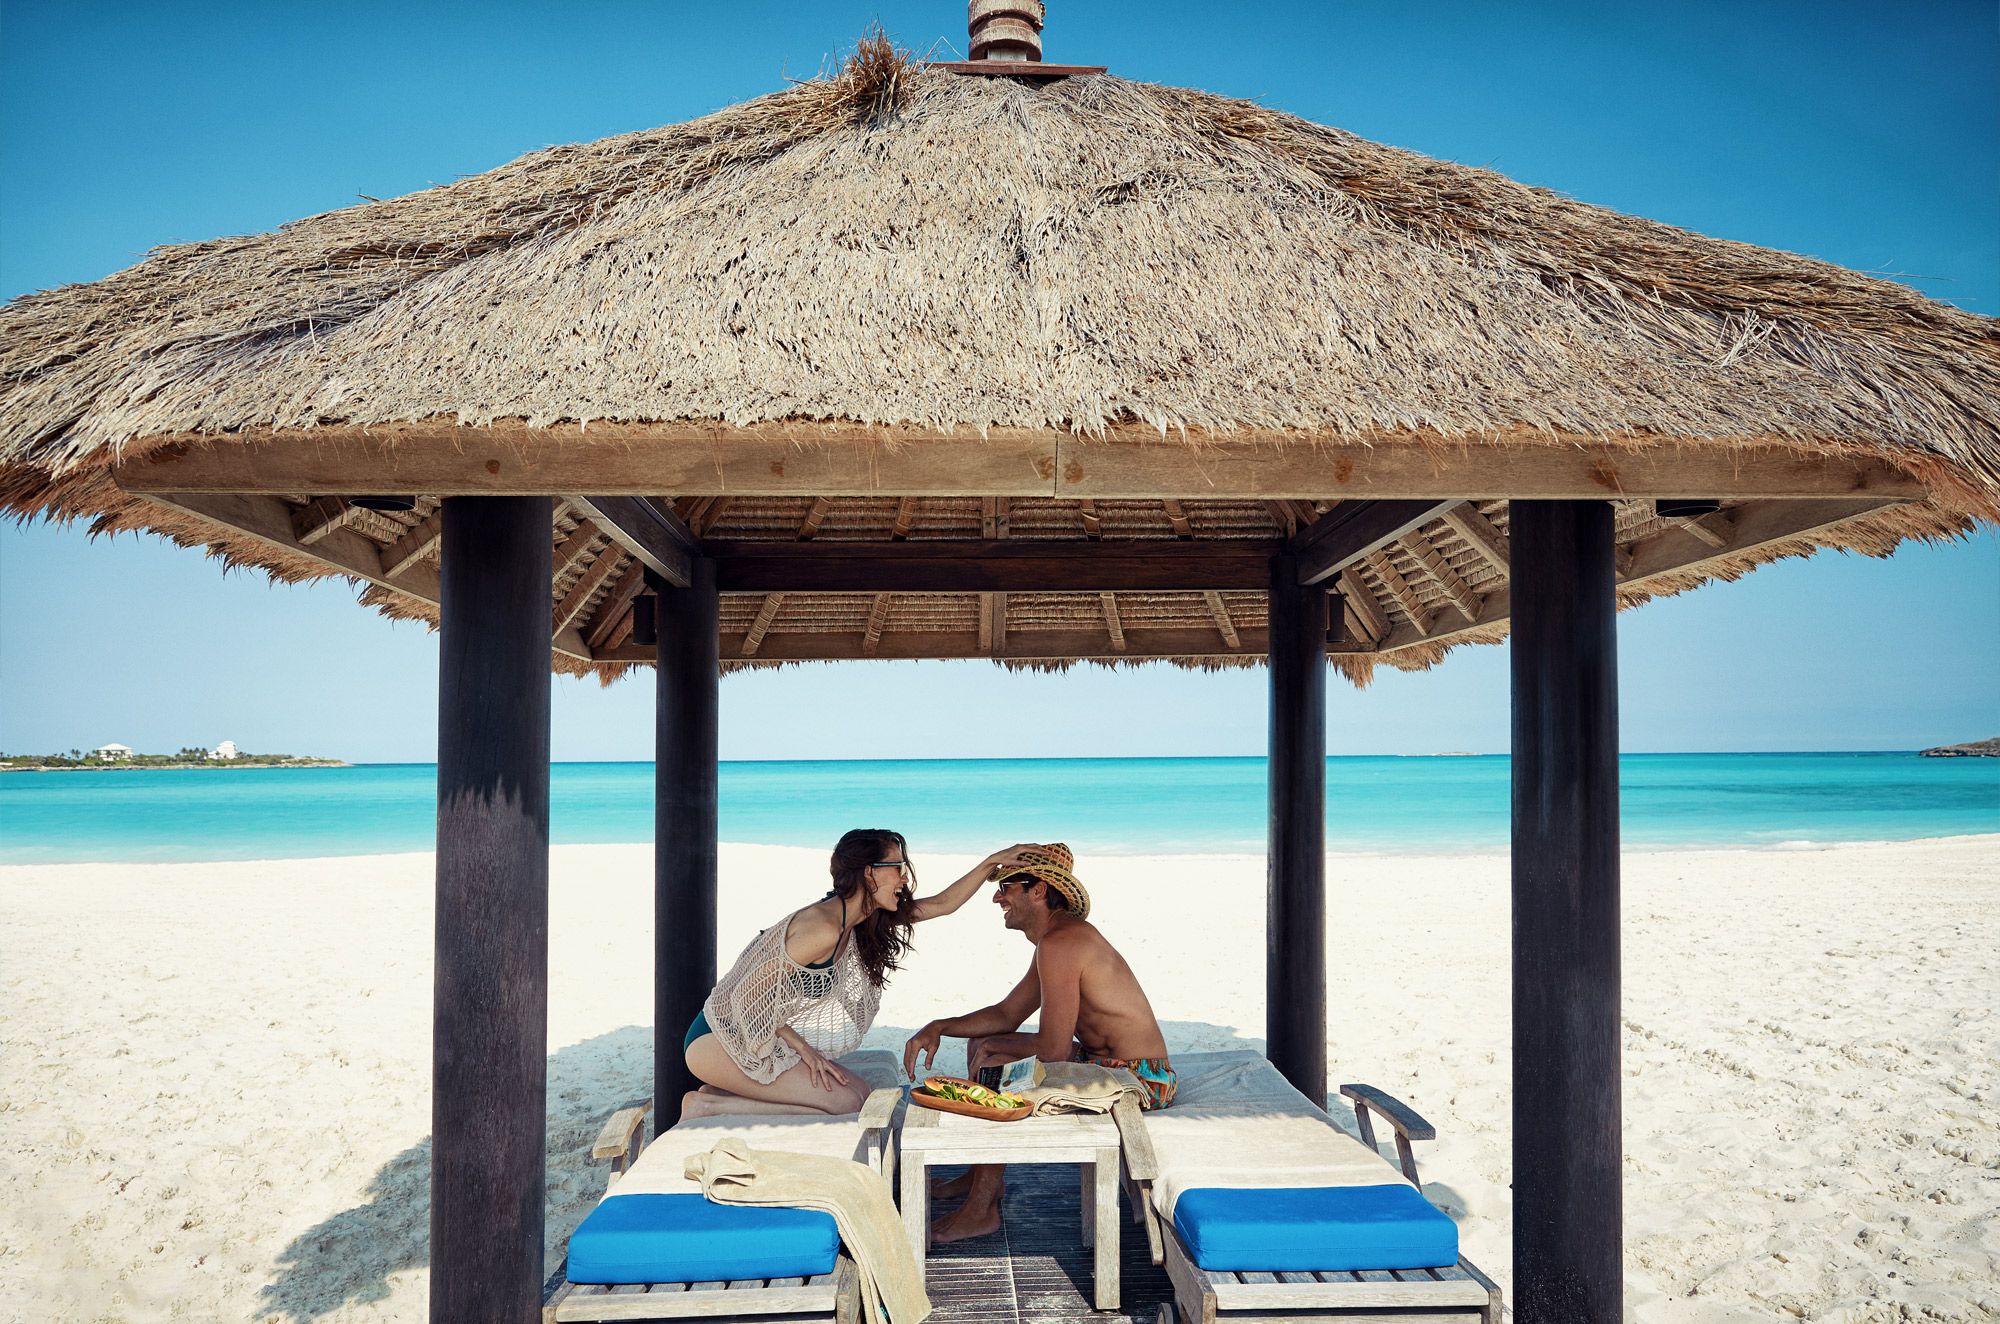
1131, 1051, 1501, 1324
542, 1050, 905, 1323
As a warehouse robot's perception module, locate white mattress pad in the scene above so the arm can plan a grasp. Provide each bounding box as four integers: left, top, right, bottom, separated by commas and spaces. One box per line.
1145, 1051, 1411, 1217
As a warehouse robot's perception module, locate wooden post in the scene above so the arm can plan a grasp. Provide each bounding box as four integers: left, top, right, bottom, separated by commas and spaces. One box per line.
432, 496, 552, 1324
1509, 501, 1622, 1323
655, 557, 719, 1136
1266, 553, 1328, 1106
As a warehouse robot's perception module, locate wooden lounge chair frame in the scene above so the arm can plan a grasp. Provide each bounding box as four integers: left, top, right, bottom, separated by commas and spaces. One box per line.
1144, 1083, 1503, 1324
542, 1086, 902, 1323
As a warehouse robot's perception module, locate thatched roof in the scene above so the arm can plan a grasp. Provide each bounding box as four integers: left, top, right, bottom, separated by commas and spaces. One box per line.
3, 45, 1995, 680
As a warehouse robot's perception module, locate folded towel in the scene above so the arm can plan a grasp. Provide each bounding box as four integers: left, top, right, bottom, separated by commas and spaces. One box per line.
686, 1142, 930, 1324
1021, 1060, 1144, 1115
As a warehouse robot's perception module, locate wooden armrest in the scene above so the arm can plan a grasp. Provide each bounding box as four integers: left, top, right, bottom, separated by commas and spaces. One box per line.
1338, 1083, 1436, 1140
857, 1086, 902, 1132
1110, 1094, 1159, 1181
591, 1102, 652, 1161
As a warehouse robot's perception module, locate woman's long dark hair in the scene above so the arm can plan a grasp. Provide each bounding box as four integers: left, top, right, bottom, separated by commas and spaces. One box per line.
829, 828, 918, 988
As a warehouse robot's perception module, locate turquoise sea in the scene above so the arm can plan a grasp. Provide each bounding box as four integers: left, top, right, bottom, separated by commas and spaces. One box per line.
0, 753, 1994, 865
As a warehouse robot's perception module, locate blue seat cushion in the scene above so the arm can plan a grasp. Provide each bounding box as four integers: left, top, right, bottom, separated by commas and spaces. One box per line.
1174, 1184, 1458, 1273
567, 1194, 840, 1284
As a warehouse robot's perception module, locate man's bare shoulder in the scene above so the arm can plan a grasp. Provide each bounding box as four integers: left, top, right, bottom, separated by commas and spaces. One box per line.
1037, 917, 1114, 959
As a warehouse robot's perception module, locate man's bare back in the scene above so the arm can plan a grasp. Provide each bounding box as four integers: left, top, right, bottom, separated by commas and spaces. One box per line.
1035, 916, 1169, 1062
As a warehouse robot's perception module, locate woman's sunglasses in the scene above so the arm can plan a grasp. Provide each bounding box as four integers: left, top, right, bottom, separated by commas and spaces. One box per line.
870, 860, 912, 877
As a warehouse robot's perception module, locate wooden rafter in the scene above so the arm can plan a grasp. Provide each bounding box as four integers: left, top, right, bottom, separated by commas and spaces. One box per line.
551, 519, 601, 579
569, 496, 695, 587
862, 594, 893, 656
553, 549, 624, 635
1203, 590, 1242, 649
1670, 510, 1736, 548
1340, 569, 1390, 645
585, 564, 646, 650
798, 496, 832, 540
1374, 497, 1899, 655
980, 497, 1008, 654
1292, 500, 1458, 587
1439, 503, 1510, 577
983, 593, 1008, 653
292, 497, 358, 546
741, 595, 784, 657
1162, 499, 1192, 538
891, 497, 917, 540
381, 511, 444, 577
1364, 549, 1433, 633
679, 495, 732, 536
1403, 527, 1482, 621
1265, 501, 1298, 537
113, 423, 1930, 501
1099, 593, 1126, 651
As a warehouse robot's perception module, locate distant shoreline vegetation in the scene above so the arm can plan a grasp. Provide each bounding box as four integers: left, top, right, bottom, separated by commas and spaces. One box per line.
1919, 738, 2000, 758
0, 750, 347, 772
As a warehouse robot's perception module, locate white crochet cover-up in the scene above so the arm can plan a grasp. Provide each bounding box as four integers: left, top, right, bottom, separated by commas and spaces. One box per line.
703, 908, 883, 1085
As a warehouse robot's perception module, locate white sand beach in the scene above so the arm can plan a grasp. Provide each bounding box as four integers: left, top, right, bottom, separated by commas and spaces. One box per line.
2, 836, 1996, 1322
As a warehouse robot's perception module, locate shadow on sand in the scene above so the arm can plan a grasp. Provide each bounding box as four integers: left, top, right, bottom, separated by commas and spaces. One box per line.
254, 1018, 1461, 1321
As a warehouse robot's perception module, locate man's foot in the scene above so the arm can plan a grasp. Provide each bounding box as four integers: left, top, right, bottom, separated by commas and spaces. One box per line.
930, 1200, 1003, 1244
929, 1171, 975, 1200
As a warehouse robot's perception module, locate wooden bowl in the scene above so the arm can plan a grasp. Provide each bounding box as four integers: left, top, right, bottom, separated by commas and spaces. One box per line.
910, 1075, 1033, 1122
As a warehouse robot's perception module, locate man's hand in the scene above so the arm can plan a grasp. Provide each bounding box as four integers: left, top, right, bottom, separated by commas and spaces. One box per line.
969, 1038, 1012, 1072
903, 1022, 944, 1079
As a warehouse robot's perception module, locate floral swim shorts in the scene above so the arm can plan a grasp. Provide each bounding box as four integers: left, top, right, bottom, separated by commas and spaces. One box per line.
1074, 1050, 1178, 1110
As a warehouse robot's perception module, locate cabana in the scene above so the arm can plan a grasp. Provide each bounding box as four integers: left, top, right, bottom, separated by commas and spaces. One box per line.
3, 12, 1995, 1323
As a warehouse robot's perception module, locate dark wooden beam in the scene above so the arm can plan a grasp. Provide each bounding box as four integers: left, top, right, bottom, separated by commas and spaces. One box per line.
432, 496, 551, 1324
705, 539, 1283, 593
655, 557, 719, 1136
1510, 501, 1621, 1324
1267, 552, 1328, 1108
567, 496, 695, 588
1290, 500, 1458, 587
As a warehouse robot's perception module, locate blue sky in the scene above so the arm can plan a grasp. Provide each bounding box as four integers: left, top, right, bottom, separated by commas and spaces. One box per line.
2, 1, 1995, 761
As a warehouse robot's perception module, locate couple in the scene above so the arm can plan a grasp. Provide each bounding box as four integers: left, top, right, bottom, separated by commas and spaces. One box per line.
681, 828, 1175, 1243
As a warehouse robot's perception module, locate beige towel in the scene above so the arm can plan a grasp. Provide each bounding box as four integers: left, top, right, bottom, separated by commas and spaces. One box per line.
1021, 1059, 1144, 1114
685, 1142, 931, 1324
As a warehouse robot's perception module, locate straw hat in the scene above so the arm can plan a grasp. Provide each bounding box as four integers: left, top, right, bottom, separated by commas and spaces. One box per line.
998, 843, 1089, 920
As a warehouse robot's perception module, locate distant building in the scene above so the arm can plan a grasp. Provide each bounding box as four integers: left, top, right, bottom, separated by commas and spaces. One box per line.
208, 740, 240, 761
94, 742, 133, 761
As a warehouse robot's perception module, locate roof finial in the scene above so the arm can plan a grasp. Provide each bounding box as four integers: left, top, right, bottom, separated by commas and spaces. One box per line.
969, 0, 1043, 62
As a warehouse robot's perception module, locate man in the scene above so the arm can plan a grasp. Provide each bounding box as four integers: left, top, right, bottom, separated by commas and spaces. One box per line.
901, 844, 1175, 1243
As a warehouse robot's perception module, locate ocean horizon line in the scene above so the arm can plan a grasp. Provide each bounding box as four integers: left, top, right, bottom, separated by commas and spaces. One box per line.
334, 748, 1954, 767
4, 751, 1992, 867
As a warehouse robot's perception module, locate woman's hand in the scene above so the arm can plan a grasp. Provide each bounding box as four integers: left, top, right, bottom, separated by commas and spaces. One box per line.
980, 844, 1040, 880
779, 1028, 856, 1094
907, 844, 1043, 923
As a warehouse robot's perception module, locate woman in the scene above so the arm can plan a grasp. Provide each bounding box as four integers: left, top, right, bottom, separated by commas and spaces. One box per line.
682, 830, 1035, 1117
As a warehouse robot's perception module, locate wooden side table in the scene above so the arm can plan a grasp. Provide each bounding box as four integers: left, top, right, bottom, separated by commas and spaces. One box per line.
898, 1103, 1125, 1310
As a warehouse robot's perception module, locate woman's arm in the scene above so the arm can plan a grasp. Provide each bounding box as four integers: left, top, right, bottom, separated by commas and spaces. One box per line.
908, 843, 1039, 922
